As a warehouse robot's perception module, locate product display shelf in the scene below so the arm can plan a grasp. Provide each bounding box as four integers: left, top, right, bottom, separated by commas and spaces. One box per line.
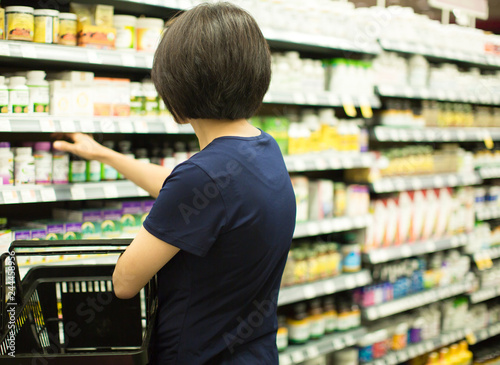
378, 39, 500, 69
375, 85, 500, 106
362, 281, 473, 321
477, 166, 500, 179
284, 152, 376, 172
476, 206, 500, 221
0, 115, 194, 134
363, 234, 470, 264
469, 286, 500, 304
363, 328, 469, 365
278, 327, 365, 365
370, 172, 482, 193
0, 180, 150, 205
473, 246, 500, 261
278, 270, 372, 306
263, 91, 381, 108
371, 126, 500, 143
293, 215, 372, 239
471, 322, 500, 344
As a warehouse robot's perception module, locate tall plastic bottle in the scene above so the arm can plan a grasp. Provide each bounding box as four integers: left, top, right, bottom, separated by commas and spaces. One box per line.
33, 141, 52, 184
100, 141, 118, 181
0, 76, 9, 114
8, 76, 29, 114
26, 70, 49, 114
52, 149, 69, 184
0, 142, 13, 185
14, 147, 35, 185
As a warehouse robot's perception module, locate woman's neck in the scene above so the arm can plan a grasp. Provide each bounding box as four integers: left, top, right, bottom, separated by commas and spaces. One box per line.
189, 118, 261, 150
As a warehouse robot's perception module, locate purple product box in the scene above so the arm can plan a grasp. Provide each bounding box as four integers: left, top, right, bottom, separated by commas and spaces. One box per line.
103, 209, 122, 221
14, 230, 31, 240
65, 222, 82, 233
31, 229, 47, 240
122, 202, 143, 215
82, 211, 103, 222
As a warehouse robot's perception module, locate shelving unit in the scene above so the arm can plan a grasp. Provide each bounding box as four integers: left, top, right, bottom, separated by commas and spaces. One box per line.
363, 234, 470, 264
477, 167, 500, 180
370, 172, 482, 193
278, 270, 372, 306
264, 91, 381, 107
279, 327, 364, 365
284, 152, 376, 172
372, 126, 500, 143
362, 281, 473, 321
476, 206, 500, 221
469, 286, 500, 304
293, 215, 372, 239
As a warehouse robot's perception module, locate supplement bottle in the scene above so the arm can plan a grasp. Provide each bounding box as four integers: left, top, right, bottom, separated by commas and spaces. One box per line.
0, 142, 13, 185
174, 142, 189, 165
322, 296, 337, 334
26, 71, 49, 114
136, 17, 164, 52
8, 76, 29, 114
14, 147, 35, 185
34, 9, 59, 44
52, 149, 69, 184
308, 299, 325, 339
33, 141, 52, 184
130, 82, 145, 116
135, 148, 150, 164
5, 6, 34, 41
276, 315, 288, 352
142, 80, 159, 116
100, 141, 118, 181
69, 154, 86, 183
117, 140, 135, 179
0, 76, 8, 114
86, 159, 101, 182
287, 303, 310, 344
161, 147, 176, 171
0, 2, 4, 40
114, 15, 137, 50
58, 13, 77, 46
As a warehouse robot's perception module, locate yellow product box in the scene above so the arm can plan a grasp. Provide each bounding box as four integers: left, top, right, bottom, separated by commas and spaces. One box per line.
93, 5, 114, 27
77, 24, 115, 49
0, 8, 4, 40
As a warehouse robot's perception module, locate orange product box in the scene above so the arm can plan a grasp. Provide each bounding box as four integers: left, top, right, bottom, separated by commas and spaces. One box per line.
111, 78, 131, 117
77, 24, 116, 49
93, 77, 112, 116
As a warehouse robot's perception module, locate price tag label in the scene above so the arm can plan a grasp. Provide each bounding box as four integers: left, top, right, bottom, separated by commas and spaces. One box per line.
121, 53, 137, 67
411, 178, 422, 191
437, 90, 446, 100
103, 185, 119, 198
345, 276, 356, 288
134, 120, 149, 133
332, 338, 344, 350
466, 331, 477, 345
88, 50, 102, 64
306, 222, 320, 236
80, 119, 95, 133
40, 119, 56, 132
433, 176, 444, 187
306, 93, 318, 105
395, 178, 406, 191
119, 120, 134, 133
263, 93, 273, 103
21, 44, 37, 58
100, 119, 115, 133
292, 158, 306, 172
342, 95, 357, 117
402, 245, 412, 257
2, 190, 19, 204
291, 351, 304, 363
342, 158, 354, 169
0, 43, 10, 56
306, 347, 319, 358
324, 280, 336, 293
70, 186, 86, 201
20, 189, 36, 203
40, 188, 56, 202
0, 119, 11, 131
60, 119, 76, 132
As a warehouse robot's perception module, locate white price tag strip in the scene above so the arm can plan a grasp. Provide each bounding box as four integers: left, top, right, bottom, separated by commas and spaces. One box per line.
134, 120, 149, 133
323, 280, 336, 293
0, 43, 10, 56
70, 186, 86, 201
121, 53, 137, 67
88, 50, 102, 64
103, 185, 119, 198
303, 286, 316, 299
40, 188, 56, 202
20, 189, 37, 203
60, 119, 76, 132
40, 119, 56, 132
2, 190, 19, 204
119, 120, 134, 133
21, 44, 37, 58
0, 119, 11, 132
80, 119, 96, 133
100, 119, 115, 133
291, 351, 304, 363
306, 346, 319, 358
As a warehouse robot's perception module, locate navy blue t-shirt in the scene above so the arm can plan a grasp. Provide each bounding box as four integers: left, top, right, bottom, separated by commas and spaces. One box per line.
143, 131, 296, 365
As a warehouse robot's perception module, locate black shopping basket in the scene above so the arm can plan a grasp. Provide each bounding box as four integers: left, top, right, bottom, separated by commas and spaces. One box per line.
0, 239, 157, 364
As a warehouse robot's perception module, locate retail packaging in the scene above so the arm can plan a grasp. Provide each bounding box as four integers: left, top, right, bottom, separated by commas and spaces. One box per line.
0, 4, 4, 40
54, 71, 94, 116
27, 71, 49, 114
101, 209, 122, 238
58, 13, 77, 46
114, 15, 137, 50
63, 222, 82, 240
0, 142, 13, 185
93, 77, 113, 116
86, 160, 101, 182
69, 155, 86, 182
137, 17, 164, 52
434, 188, 453, 238
52, 150, 69, 184
53, 208, 102, 239
33, 142, 52, 184
119, 201, 143, 234
384, 198, 398, 247
33, 9, 59, 44
14, 147, 35, 185
409, 190, 426, 242
71, 3, 116, 49
308, 179, 334, 221
422, 189, 439, 240
5, 6, 34, 41
111, 78, 131, 116
8, 76, 29, 114
49, 80, 71, 116
291, 176, 309, 222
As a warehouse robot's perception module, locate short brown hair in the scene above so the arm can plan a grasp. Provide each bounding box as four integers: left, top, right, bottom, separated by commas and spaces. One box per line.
151, 2, 271, 123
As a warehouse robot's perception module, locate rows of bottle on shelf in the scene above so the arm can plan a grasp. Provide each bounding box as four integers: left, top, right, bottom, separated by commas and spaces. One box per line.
360, 299, 500, 365
379, 99, 500, 129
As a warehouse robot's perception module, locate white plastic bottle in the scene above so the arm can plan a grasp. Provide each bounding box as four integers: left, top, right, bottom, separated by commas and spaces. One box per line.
0, 76, 9, 114
8, 76, 29, 114
26, 70, 49, 114
52, 149, 69, 184
14, 147, 35, 185
0, 142, 14, 185
33, 141, 52, 184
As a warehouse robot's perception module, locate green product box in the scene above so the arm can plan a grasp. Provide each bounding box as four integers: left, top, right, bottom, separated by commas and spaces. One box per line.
101, 209, 122, 238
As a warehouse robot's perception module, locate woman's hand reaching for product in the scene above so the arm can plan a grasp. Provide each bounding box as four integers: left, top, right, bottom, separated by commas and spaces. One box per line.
53, 133, 110, 162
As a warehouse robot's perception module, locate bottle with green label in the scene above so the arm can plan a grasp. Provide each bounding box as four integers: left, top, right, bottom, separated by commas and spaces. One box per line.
26, 70, 49, 114
69, 154, 86, 182
130, 82, 145, 116
0, 76, 9, 114
117, 140, 135, 179
101, 140, 118, 181
86, 159, 101, 182
8, 76, 29, 114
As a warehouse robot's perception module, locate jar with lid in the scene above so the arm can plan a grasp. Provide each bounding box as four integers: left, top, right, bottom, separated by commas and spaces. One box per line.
58, 13, 77, 46
336, 298, 351, 332
8, 76, 29, 114
308, 299, 325, 339
342, 242, 361, 273
286, 303, 310, 344
34, 9, 59, 44
5, 6, 34, 41
276, 315, 288, 352
114, 15, 137, 50
137, 17, 164, 52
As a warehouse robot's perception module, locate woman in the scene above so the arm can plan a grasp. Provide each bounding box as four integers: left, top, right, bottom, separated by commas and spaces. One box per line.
54, 3, 296, 364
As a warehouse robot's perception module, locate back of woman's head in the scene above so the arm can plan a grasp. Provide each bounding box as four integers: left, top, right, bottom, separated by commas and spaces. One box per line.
152, 2, 271, 123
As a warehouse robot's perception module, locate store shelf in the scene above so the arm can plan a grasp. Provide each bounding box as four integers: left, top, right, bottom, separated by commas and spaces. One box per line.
363, 234, 470, 264
263, 91, 381, 108
364, 329, 468, 365
472, 322, 500, 343
278, 327, 365, 365
284, 152, 376, 172
362, 281, 472, 321
278, 270, 372, 306
477, 167, 500, 179
379, 39, 500, 69
372, 126, 500, 143
474, 247, 500, 261
370, 172, 482, 193
469, 286, 500, 304
476, 206, 500, 221
0, 115, 194, 134
376, 85, 500, 105
293, 215, 372, 239
0, 181, 150, 205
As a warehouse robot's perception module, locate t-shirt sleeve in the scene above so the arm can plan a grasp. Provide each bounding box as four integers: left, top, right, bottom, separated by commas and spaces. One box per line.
142, 161, 227, 257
